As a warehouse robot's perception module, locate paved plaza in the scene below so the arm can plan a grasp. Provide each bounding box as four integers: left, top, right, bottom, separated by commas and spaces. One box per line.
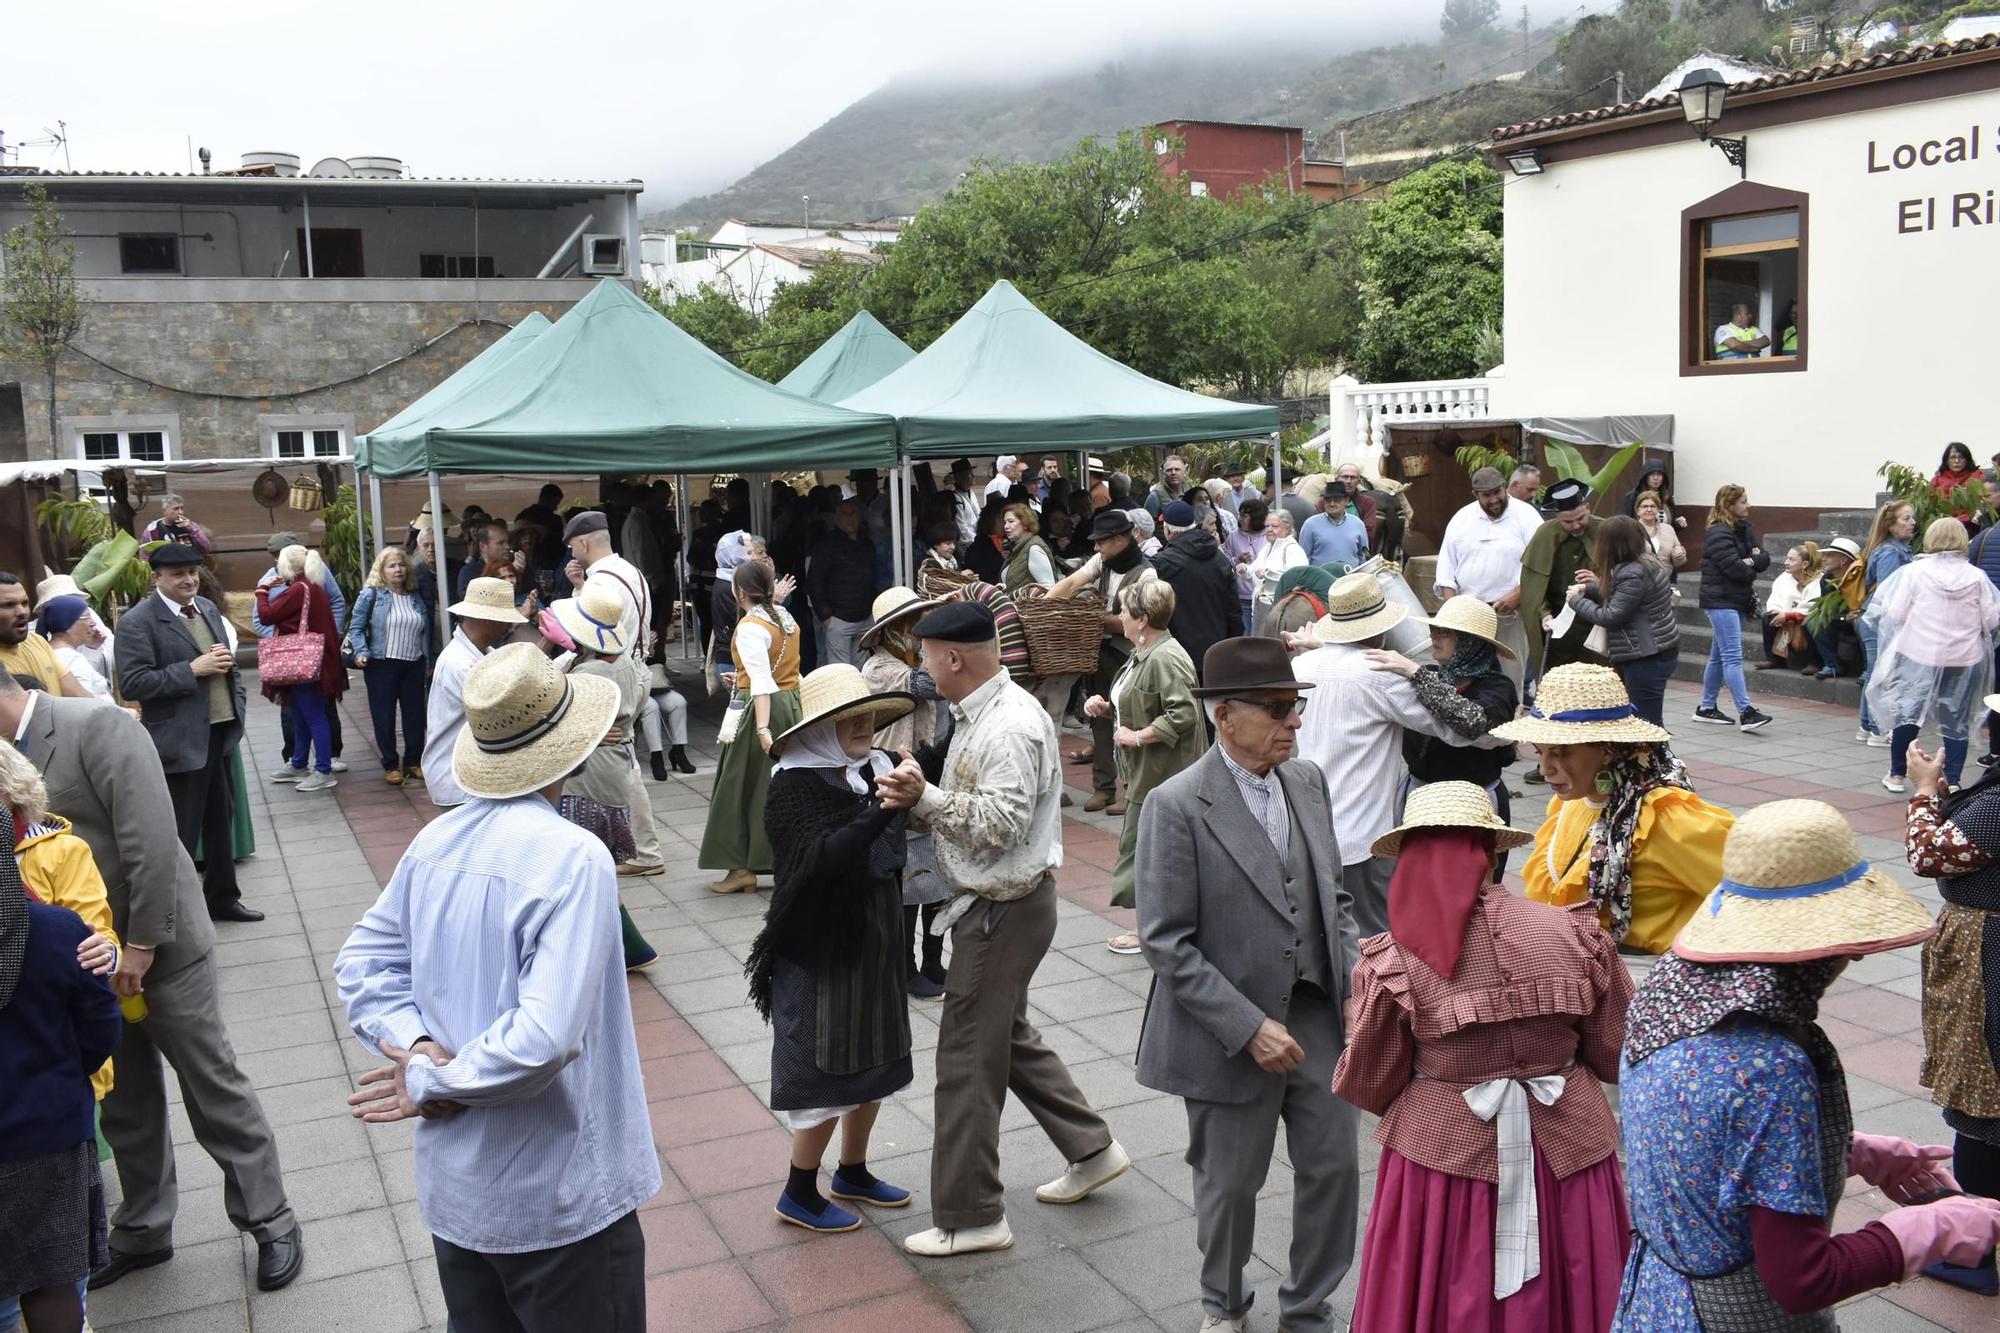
78, 675, 1994, 1332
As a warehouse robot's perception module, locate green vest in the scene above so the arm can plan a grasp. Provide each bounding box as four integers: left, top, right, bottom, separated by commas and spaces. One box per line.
1781, 325, 1797, 354
1002, 535, 1054, 592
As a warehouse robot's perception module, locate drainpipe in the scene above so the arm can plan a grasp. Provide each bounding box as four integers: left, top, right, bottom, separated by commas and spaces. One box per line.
302, 192, 315, 278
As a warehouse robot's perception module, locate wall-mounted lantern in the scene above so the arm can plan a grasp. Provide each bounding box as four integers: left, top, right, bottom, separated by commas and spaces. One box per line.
1678, 68, 1747, 179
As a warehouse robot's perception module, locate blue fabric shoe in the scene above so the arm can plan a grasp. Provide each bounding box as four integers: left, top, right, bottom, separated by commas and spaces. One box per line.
773, 1191, 861, 1233
1922, 1255, 1998, 1296
829, 1171, 912, 1208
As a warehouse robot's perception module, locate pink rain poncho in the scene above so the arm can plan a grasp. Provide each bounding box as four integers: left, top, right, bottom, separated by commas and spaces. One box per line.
1860, 552, 2000, 738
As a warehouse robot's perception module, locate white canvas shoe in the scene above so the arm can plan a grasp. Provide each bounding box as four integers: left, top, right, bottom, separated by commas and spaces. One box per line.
902, 1218, 1013, 1256
1036, 1140, 1131, 1204
1198, 1316, 1248, 1332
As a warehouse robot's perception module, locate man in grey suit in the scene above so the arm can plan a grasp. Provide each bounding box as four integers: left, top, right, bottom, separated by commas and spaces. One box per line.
0, 676, 304, 1291
1134, 636, 1360, 1333
115, 541, 260, 921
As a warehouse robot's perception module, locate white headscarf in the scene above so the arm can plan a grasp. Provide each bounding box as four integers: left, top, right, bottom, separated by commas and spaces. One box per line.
772, 716, 891, 794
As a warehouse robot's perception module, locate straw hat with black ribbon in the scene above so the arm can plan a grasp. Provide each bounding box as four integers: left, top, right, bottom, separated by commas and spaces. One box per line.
858, 587, 941, 650
452, 641, 620, 801
768, 664, 915, 757
1672, 798, 1936, 964
1372, 780, 1533, 858
1490, 663, 1670, 747
448, 576, 529, 625
1416, 596, 1518, 660
1310, 572, 1409, 645
550, 583, 629, 657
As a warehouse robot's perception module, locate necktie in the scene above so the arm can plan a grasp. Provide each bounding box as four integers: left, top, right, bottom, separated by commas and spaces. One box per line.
182, 605, 196, 620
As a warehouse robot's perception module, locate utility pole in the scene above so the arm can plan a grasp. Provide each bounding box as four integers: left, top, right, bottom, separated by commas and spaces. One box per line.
1615, 69, 1627, 104
1521, 5, 1530, 74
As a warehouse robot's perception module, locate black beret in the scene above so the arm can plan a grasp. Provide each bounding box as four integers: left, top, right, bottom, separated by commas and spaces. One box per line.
1089, 508, 1135, 540
148, 542, 204, 569
562, 510, 610, 540
912, 601, 996, 643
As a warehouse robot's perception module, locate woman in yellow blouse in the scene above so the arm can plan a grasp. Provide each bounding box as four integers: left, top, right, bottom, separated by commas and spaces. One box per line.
1493, 664, 1733, 954
0, 745, 119, 1098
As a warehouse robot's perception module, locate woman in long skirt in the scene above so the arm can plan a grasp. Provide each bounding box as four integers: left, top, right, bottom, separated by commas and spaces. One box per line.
698, 561, 803, 893
747, 665, 917, 1233
1334, 782, 1634, 1331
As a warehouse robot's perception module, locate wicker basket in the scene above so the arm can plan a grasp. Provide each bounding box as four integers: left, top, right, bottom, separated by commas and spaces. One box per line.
1013, 587, 1104, 677
917, 564, 977, 601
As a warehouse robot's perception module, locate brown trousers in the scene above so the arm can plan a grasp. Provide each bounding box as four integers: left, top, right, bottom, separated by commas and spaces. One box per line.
930, 877, 1112, 1229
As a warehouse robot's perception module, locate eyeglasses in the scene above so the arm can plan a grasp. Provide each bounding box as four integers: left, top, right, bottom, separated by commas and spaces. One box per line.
1224, 696, 1306, 720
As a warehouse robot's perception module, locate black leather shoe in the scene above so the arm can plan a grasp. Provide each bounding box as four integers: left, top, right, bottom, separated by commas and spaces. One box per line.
256, 1225, 304, 1291
89, 1246, 172, 1289
209, 901, 265, 923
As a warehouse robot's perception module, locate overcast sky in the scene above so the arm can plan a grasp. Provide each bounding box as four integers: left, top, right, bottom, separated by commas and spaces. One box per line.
5, 1, 1592, 207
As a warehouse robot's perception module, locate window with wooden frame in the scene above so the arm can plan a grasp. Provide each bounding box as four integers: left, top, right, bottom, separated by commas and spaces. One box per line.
1680, 180, 1808, 376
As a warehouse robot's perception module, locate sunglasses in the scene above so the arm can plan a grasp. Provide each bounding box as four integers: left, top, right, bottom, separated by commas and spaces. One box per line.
1225, 696, 1306, 720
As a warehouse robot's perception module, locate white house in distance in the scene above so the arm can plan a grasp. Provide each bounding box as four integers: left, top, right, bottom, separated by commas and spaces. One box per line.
640, 216, 900, 312
1486, 35, 2000, 536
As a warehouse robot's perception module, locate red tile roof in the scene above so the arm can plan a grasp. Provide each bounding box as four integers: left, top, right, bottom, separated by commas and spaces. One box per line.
1491, 34, 2000, 144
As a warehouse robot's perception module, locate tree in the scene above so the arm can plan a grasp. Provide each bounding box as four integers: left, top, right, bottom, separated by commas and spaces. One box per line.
0, 183, 86, 461
1353, 158, 1504, 383
642, 281, 758, 361
1440, 0, 1501, 41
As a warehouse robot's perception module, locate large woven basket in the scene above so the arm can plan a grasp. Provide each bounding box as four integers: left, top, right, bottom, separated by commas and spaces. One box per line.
917, 564, 977, 600
1013, 587, 1103, 676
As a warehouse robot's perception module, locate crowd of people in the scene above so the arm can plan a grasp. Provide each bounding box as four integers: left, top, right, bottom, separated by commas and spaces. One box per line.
8, 447, 2000, 1332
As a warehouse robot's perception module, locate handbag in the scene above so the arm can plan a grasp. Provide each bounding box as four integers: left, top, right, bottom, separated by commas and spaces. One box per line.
256, 578, 327, 688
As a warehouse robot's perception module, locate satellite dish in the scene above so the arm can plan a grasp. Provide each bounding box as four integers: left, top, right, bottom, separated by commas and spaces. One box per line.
308, 156, 354, 178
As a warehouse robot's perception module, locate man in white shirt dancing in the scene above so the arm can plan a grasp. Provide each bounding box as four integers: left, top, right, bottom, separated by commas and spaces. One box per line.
1433, 465, 1542, 696
338, 643, 659, 1330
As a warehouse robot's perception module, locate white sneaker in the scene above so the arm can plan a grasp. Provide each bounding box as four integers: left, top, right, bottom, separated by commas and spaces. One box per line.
1198, 1316, 1248, 1332
297, 772, 339, 793
902, 1218, 1013, 1256
1856, 728, 1872, 742
1036, 1140, 1131, 1204
1882, 773, 1908, 794
1866, 733, 1893, 748
269, 766, 303, 783
329, 759, 349, 773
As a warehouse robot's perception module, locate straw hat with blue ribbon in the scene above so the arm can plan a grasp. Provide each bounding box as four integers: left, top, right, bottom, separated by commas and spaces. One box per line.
551, 583, 629, 656
1673, 798, 1936, 964
1489, 663, 1670, 747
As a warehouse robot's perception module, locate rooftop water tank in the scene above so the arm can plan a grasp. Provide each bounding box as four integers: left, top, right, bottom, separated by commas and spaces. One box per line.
241, 151, 300, 177
347, 156, 405, 179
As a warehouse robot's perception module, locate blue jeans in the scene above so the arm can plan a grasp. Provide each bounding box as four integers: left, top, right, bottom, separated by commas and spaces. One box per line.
1892, 724, 1970, 784
288, 682, 333, 773
1859, 619, 1880, 734
1620, 650, 1679, 727
362, 657, 427, 770
1240, 597, 1256, 637
1701, 608, 1752, 713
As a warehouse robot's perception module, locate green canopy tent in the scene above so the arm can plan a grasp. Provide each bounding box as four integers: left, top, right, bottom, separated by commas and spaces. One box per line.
354, 279, 899, 644
839, 279, 1279, 586
776, 310, 915, 403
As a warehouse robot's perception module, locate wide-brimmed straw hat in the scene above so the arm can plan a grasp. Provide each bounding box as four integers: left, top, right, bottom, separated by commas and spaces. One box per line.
1673, 798, 1937, 964
1371, 780, 1533, 858
550, 583, 628, 656
1416, 596, 1518, 660
1311, 572, 1408, 644
34, 569, 83, 609
1490, 663, 1670, 746
452, 642, 619, 800
768, 664, 915, 757
859, 587, 940, 649
448, 576, 529, 624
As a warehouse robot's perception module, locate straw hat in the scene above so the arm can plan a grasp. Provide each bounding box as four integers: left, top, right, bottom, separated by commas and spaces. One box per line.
1311, 572, 1409, 644
1371, 781, 1533, 858
1416, 596, 1518, 660
859, 587, 940, 650
452, 642, 619, 800
1490, 663, 1671, 746
34, 569, 82, 608
768, 664, 916, 757
448, 576, 529, 625
550, 583, 629, 656
411, 501, 457, 533
1673, 798, 1937, 964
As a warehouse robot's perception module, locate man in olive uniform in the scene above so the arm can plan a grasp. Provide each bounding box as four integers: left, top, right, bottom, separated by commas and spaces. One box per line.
1519, 478, 1605, 682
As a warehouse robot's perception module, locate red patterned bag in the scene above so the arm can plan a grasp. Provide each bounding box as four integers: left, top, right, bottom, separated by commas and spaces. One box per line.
256, 578, 326, 687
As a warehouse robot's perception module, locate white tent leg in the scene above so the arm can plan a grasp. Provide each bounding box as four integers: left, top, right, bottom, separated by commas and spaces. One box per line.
428, 471, 450, 649
354, 466, 371, 586
890, 462, 907, 590
1270, 431, 1283, 509
368, 472, 386, 562
676, 474, 696, 663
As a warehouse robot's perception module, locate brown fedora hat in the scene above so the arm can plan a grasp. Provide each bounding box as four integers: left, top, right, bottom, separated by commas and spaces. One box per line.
1191, 636, 1315, 698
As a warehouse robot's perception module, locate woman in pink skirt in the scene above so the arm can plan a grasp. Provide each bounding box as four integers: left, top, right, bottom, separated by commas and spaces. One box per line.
1332, 781, 1634, 1331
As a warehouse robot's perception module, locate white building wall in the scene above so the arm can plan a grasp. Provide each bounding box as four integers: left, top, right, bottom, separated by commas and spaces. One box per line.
1489, 86, 2000, 515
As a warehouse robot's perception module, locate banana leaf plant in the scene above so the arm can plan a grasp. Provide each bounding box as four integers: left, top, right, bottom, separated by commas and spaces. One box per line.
34, 496, 159, 617
1539, 440, 1647, 507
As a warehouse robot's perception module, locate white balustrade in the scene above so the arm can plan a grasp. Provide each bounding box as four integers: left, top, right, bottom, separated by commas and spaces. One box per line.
1328, 375, 1492, 465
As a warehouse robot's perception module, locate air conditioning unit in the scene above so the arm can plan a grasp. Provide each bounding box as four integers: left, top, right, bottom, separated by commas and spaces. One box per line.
580, 234, 626, 275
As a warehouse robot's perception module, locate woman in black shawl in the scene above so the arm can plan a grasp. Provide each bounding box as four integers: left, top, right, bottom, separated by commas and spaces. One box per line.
746, 665, 917, 1235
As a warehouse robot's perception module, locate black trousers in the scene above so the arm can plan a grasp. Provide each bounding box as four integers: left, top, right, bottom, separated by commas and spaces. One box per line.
362, 657, 427, 770
432, 1209, 645, 1333
165, 723, 240, 910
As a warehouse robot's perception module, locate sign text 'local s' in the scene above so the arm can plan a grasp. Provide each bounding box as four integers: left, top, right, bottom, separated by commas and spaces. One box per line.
1868, 125, 1998, 233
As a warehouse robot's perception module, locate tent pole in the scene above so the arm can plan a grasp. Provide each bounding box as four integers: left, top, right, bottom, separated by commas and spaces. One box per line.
677, 474, 695, 664
354, 466, 370, 587
368, 471, 386, 562
1270, 431, 1282, 511
428, 470, 450, 650
890, 462, 907, 591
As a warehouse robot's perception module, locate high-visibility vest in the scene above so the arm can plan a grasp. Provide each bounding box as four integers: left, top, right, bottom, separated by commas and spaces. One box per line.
1781, 325, 1798, 354
1715, 323, 1762, 358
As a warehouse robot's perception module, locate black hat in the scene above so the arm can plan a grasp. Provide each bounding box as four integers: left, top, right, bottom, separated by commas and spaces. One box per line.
562, 510, 610, 540
1089, 509, 1135, 541
1325, 480, 1350, 500
1545, 479, 1593, 512
148, 542, 203, 570
1191, 637, 1316, 698
950, 457, 974, 473
1223, 461, 1245, 478
912, 601, 996, 644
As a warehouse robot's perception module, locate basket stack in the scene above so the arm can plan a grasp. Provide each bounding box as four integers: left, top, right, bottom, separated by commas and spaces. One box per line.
1013, 587, 1103, 677
916, 564, 977, 601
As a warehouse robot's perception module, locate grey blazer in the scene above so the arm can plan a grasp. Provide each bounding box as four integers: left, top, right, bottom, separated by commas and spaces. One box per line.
1133, 746, 1359, 1104
16, 695, 215, 972
114, 593, 245, 772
